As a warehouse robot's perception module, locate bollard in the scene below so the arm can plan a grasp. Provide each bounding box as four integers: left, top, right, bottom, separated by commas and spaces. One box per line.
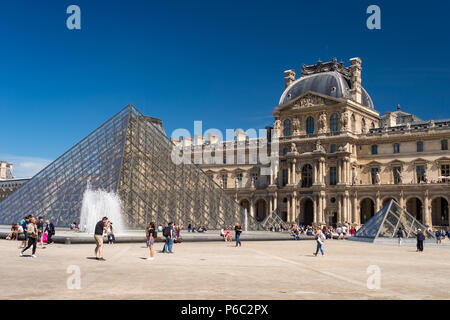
65, 238, 71, 245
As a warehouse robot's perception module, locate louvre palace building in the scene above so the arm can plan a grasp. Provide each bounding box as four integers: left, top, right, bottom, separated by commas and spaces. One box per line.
175, 57, 450, 228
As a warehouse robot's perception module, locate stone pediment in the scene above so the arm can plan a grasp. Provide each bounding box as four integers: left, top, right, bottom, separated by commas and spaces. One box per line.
277, 91, 342, 111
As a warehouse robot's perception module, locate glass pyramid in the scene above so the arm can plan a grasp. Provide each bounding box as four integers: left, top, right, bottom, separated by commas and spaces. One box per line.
354, 200, 435, 242
0, 105, 261, 230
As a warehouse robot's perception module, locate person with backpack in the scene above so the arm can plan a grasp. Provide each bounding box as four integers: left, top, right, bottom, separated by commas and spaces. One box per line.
313, 227, 326, 257
147, 222, 157, 260
416, 229, 426, 252
435, 229, 442, 245
161, 222, 174, 253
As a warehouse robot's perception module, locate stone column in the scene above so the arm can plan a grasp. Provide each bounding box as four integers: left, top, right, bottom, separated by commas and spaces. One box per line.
250, 198, 255, 218
269, 195, 273, 213
337, 195, 342, 224
287, 196, 291, 222
352, 193, 358, 224
274, 193, 278, 212
424, 193, 432, 227
292, 159, 297, 185
376, 193, 381, 212
399, 192, 405, 208
292, 192, 297, 222
314, 195, 319, 223
343, 192, 349, 223
319, 159, 324, 185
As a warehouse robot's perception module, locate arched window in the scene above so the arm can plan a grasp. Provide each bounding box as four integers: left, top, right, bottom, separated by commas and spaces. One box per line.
306, 116, 315, 135
301, 164, 313, 188
330, 113, 340, 132
361, 118, 366, 133
283, 119, 292, 137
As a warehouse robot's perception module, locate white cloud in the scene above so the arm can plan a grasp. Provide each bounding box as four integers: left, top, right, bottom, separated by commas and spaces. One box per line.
0, 154, 52, 179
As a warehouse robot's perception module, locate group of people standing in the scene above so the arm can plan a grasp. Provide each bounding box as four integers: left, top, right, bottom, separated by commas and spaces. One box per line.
6, 215, 55, 258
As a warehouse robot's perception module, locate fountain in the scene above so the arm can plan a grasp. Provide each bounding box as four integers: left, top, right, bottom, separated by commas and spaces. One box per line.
79, 183, 126, 234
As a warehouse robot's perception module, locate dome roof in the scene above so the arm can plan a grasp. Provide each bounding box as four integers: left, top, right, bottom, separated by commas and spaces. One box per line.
279, 71, 374, 109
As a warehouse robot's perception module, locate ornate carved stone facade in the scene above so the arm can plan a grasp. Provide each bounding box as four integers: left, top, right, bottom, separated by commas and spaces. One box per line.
182, 57, 450, 228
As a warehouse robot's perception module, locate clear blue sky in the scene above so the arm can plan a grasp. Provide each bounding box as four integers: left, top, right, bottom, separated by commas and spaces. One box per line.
1, 0, 450, 177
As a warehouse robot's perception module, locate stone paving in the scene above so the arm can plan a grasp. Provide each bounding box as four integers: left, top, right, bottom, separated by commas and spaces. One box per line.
1, 238, 449, 300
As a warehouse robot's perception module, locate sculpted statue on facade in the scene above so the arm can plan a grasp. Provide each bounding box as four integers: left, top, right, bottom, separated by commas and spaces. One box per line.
318, 113, 327, 133
290, 142, 297, 153
292, 117, 301, 134
375, 171, 381, 185
273, 119, 281, 136
352, 170, 358, 185
314, 140, 325, 153
341, 111, 350, 130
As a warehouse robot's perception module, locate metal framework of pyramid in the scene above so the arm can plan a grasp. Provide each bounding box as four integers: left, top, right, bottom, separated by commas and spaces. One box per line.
353, 200, 435, 242
0, 105, 261, 230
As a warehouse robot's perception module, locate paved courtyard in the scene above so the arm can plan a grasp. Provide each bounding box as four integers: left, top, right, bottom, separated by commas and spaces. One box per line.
1, 238, 450, 300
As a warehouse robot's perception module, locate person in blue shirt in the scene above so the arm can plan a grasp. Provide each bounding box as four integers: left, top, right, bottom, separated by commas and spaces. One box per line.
20, 216, 31, 248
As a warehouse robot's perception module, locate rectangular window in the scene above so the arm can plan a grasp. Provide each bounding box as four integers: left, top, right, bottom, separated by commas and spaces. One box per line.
442, 139, 449, 151
417, 141, 423, 152
393, 167, 402, 184
371, 167, 380, 185
252, 173, 258, 186
393, 143, 400, 154
330, 144, 336, 154
441, 164, 450, 177
371, 145, 378, 155
221, 175, 227, 189
236, 173, 242, 188
416, 165, 426, 183
330, 167, 337, 186
282, 169, 289, 186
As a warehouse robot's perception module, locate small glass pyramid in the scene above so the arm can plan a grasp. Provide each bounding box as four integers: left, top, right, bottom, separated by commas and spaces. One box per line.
354, 200, 435, 242
0, 105, 262, 230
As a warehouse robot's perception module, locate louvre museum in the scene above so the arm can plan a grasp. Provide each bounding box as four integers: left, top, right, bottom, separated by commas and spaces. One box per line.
1, 57, 449, 230
181, 57, 450, 229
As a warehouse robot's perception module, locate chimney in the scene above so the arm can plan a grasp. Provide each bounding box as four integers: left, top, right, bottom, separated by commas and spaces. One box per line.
284, 70, 296, 88
349, 57, 362, 104
235, 130, 247, 142
194, 135, 206, 145
181, 136, 193, 147
208, 133, 219, 145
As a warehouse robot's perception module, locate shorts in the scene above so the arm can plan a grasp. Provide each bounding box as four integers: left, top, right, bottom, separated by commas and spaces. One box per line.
38, 231, 43, 239
149, 237, 155, 245
24, 231, 28, 241
94, 234, 103, 246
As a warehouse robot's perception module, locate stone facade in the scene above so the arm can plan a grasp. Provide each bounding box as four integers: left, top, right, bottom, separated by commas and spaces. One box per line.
0, 161, 28, 202
174, 57, 450, 228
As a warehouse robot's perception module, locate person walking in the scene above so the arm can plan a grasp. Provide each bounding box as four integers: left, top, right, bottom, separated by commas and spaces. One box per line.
94, 217, 110, 261
397, 227, 404, 246
416, 229, 425, 252
20, 217, 38, 258
435, 229, 442, 245
147, 222, 156, 260
44, 220, 55, 244
161, 222, 174, 253
145, 222, 151, 248
313, 227, 326, 256
20, 216, 30, 249
36, 217, 45, 249
234, 222, 242, 247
